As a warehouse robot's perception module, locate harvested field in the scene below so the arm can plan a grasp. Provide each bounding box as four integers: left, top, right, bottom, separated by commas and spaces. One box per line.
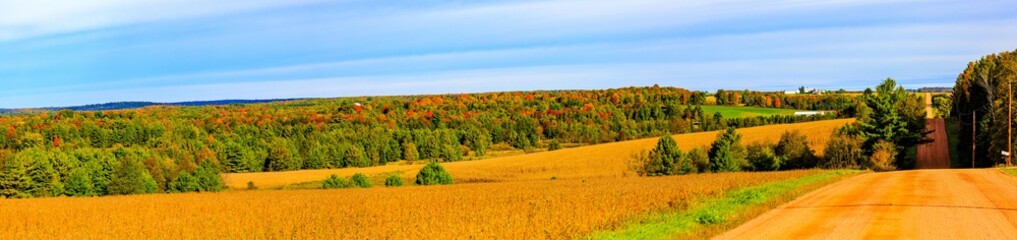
0, 170, 824, 240
225, 119, 855, 189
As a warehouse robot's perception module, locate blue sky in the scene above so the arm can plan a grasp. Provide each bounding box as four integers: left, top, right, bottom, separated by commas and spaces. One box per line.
1, 0, 1016, 108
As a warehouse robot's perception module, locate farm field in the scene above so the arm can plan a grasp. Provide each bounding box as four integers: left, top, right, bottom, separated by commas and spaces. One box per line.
0, 170, 828, 239
225, 118, 855, 189
698, 105, 798, 118
716, 169, 1017, 239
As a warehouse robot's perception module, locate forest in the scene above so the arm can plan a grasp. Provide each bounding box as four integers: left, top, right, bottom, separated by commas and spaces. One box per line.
0, 86, 858, 198
952, 48, 1017, 167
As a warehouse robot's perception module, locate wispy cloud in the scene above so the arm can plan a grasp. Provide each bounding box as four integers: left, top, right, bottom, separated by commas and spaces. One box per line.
0, 0, 322, 42
0, 0, 1015, 108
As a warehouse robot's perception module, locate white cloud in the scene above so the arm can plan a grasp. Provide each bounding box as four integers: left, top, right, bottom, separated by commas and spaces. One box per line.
0, 0, 324, 42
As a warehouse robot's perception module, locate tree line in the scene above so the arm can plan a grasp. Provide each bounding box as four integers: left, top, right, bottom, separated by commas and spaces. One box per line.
635, 79, 928, 175
0, 85, 858, 198
951, 49, 1017, 167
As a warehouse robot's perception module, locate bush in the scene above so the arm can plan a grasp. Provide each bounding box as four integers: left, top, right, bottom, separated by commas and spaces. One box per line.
709, 128, 746, 172
548, 140, 562, 151
350, 173, 371, 188
775, 130, 817, 169
746, 143, 781, 171
688, 148, 710, 173
246, 181, 258, 190
822, 133, 865, 169
322, 174, 352, 189
868, 140, 897, 171
170, 172, 201, 193
385, 175, 404, 187
415, 162, 453, 186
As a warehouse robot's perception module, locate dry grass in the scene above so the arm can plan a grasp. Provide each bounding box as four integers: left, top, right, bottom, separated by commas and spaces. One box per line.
226, 119, 855, 189
0, 170, 824, 240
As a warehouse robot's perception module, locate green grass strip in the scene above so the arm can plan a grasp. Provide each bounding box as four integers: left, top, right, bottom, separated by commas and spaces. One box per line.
1002, 168, 1017, 177
585, 170, 861, 240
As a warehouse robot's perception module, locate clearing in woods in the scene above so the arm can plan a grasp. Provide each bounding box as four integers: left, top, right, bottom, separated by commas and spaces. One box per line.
224, 119, 855, 189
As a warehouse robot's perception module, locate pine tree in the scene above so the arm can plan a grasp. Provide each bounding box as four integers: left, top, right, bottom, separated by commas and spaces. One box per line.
107, 158, 149, 195
0, 158, 31, 198
195, 163, 224, 192
27, 157, 62, 197
63, 168, 95, 196
709, 127, 747, 172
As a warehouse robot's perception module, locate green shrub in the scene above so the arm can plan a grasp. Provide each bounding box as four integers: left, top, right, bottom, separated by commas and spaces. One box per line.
695, 210, 725, 225
415, 162, 453, 186
746, 142, 781, 171
322, 174, 352, 189
350, 173, 371, 188
775, 130, 817, 169
822, 133, 865, 169
170, 172, 201, 193
548, 140, 562, 151
688, 148, 710, 173
246, 181, 258, 190
384, 175, 404, 187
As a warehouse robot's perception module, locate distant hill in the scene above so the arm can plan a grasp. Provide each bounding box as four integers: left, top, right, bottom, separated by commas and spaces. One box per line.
0, 99, 299, 113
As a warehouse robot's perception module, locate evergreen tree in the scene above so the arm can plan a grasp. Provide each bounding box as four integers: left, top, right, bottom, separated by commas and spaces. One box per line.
0, 158, 31, 198
63, 168, 95, 197
195, 163, 224, 192
858, 78, 928, 169
107, 158, 150, 195
27, 156, 62, 197
709, 127, 746, 172
644, 135, 690, 176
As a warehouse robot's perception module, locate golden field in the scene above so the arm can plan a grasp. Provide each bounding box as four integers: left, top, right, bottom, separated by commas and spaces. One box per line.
225, 119, 855, 189
0, 170, 824, 240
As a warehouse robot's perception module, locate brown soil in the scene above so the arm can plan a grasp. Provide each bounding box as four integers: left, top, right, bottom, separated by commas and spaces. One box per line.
917, 118, 951, 169
714, 169, 1017, 239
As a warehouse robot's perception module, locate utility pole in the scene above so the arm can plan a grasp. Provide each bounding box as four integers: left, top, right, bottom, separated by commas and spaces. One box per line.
1010, 83, 1013, 166
973, 112, 976, 168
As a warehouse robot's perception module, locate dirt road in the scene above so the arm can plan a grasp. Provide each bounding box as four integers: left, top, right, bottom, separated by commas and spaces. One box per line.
917, 118, 951, 169
715, 169, 1017, 239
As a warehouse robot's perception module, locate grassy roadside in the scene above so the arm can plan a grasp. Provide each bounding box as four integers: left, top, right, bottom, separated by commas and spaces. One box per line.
1001, 168, 1017, 177
945, 118, 960, 168
585, 170, 862, 240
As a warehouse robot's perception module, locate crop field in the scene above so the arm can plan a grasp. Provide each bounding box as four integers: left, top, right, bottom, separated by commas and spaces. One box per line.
225, 118, 854, 189
0, 170, 825, 240
698, 105, 798, 118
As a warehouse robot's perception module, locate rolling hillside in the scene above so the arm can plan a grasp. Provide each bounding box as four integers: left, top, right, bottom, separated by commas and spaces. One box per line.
225, 118, 854, 189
